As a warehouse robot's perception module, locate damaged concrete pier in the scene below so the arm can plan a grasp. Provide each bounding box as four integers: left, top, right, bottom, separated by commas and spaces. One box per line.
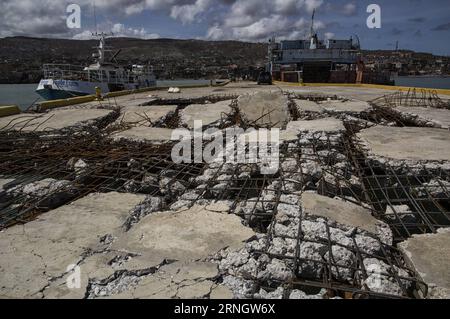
0, 82, 449, 299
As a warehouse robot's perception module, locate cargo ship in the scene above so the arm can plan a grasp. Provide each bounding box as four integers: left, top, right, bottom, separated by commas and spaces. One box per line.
267, 10, 393, 85
36, 33, 156, 100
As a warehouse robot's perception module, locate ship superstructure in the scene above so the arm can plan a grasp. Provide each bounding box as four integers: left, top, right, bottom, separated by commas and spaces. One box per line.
36, 33, 156, 100
268, 10, 392, 84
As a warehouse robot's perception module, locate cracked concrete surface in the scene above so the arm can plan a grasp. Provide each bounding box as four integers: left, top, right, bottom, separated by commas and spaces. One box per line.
301, 192, 392, 245
111, 205, 256, 262
399, 228, 450, 299
0, 109, 114, 132
0, 192, 145, 298
358, 126, 450, 162
116, 105, 177, 126
293, 99, 324, 114
281, 118, 345, 141
237, 91, 290, 128
319, 99, 372, 114
0, 196, 253, 299
91, 261, 232, 299
1, 83, 450, 300
112, 127, 179, 143
394, 106, 450, 129
180, 100, 232, 129
0, 178, 14, 191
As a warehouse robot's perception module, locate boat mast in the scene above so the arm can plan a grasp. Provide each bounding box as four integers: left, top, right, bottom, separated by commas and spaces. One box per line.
310, 9, 315, 38
309, 9, 318, 49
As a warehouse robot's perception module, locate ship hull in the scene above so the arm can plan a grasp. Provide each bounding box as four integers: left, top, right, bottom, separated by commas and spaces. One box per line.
36, 88, 89, 100
36, 79, 156, 101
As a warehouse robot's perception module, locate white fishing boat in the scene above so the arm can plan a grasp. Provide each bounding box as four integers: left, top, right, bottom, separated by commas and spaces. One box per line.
36, 33, 156, 100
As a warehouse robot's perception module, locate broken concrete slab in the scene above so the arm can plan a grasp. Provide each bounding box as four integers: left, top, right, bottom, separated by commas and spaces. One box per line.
4, 178, 77, 210
112, 127, 179, 143
43, 204, 254, 299
398, 228, 450, 299
320, 100, 372, 114
0, 178, 14, 191
116, 105, 177, 126
0, 109, 115, 132
7, 178, 72, 197
281, 118, 345, 141
180, 100, 232, 129
294, 99, 324, 113
301, 192, 392, 243
358, 126, 450, 162
89, 261, 228, 299
394, 106, 450, 129
0, 192, 145, 298
111, 204, 256, 262
237, 91, 290, 128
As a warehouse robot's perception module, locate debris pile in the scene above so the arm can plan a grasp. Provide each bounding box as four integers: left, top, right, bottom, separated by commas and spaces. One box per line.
0, 88, 449, 299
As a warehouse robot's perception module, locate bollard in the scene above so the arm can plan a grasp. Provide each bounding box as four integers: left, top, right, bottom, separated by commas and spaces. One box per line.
95, 87, 103, 101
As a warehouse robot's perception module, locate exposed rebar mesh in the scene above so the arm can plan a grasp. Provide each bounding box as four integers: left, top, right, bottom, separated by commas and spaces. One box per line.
372, 89, 450, 110
0, 132, 204, 229
0, 92, 447, 299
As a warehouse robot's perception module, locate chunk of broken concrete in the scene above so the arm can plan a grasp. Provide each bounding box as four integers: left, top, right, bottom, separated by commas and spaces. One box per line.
398, 228, 450, 299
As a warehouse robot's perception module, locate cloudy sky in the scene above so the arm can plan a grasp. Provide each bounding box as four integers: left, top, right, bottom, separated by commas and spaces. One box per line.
1, 0, 450, 55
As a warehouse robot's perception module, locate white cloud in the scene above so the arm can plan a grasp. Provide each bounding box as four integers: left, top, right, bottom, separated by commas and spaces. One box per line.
0, 0, 68, 37
111, 23, 160, 39
72, 30, 93, 40
0, 0, 328, 41
170, 0, 210, 24
305, 0, 323, 13
342, 2, 357, 16
206, 25, 225, 40
206, 0, 326, 41
234, 15, 290, 40
324, 32, 335, 39
0, 0, 205, 38
73, 23, 160, 40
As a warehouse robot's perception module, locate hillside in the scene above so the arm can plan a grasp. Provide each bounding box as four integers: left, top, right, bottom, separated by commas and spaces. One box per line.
0, 37, 268, 83
1, 36, 448, 84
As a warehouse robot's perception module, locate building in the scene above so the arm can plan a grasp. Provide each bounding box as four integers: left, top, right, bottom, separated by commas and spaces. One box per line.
267, 10, 393, 85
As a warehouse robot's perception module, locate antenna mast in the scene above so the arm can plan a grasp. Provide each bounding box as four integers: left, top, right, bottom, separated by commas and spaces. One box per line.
93, 0, 98, 35
310, 9, 316, 37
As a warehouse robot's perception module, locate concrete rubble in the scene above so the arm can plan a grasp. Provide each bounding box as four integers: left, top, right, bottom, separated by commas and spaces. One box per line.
398, 228, 450, 299
300, 192, 393, 244
180, 100, 233, 129
0, 178, 15, 193
319, 99, 372, 116
0, 195, 254, 299
293, 99, 324, 115
0, 192, 145, 298
112, 127, 180, 143
281, 118, 345, 142
3, 178, 77, 210
1, 84, 449, 300
212, 192, 415, 299
357, 126, 450, 170
0, 108, 116, 132
115, 105, 177, 127
237, 91, 290, 128
389, 106, 450, 129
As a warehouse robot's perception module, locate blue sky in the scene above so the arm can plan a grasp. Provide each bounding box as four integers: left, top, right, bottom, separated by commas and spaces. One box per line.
1, 0, 450, 55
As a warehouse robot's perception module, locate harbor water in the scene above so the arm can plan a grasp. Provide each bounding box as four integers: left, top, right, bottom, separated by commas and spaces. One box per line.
393, 76, 450, 90
0, 84, 41, 110
0, 80, 212, 110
